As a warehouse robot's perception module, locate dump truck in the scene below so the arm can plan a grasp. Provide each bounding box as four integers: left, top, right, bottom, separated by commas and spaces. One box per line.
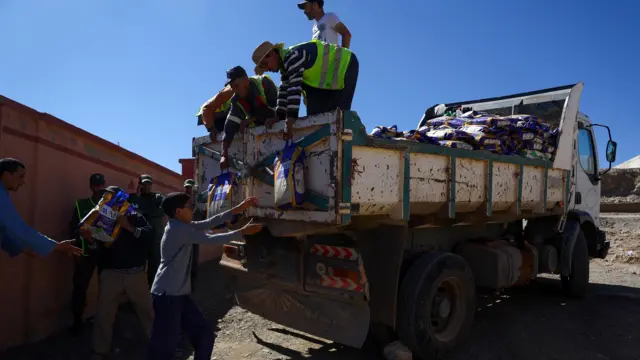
191, 83, 617, 359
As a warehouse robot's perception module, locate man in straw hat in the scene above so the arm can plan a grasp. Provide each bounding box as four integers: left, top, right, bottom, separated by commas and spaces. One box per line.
252, 40, 359, 137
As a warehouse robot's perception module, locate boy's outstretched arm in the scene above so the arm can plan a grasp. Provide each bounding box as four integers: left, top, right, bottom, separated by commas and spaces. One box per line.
189, 220, 263, 246
190, 197, 259, 230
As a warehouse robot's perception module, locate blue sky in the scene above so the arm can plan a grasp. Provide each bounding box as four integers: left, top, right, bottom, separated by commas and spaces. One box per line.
1, 0, 639, 173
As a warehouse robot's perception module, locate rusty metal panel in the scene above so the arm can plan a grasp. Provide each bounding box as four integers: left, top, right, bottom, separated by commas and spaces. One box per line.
245, 112, 338, 224
409, 153, 448, 215
521, 166, 545, 211
547, 169, 566, 207
492, 162, 518, 212
0, 96, 184, 351
350, 146, 402, 215
455, 158, 486, 213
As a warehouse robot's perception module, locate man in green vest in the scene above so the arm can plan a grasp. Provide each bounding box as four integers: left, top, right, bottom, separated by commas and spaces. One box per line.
68, 173, 106, 335
128, 174, 166, 287
220, 65, 279, 169
197, 87, 233, 142
252, 40, 359, 138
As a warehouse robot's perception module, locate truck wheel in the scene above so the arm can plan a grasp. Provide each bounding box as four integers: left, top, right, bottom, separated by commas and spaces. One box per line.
397, 252, 475, 359
561, 229, 589, 298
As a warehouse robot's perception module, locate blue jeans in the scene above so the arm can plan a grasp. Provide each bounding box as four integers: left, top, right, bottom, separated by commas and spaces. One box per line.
147, 294, 213, 360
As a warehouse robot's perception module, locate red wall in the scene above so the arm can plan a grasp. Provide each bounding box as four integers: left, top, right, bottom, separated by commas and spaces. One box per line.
179, 157, 195, 180
0, 96, 185, 350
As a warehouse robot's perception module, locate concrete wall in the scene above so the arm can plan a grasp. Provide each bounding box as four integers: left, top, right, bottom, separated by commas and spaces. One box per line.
0, 96, 191, 350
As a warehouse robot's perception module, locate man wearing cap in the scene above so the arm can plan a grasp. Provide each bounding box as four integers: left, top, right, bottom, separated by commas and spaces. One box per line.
298, 0, 352, 48
90, 185, 154, 360
68, 173, 107, 335
220, 65, 278, 169
252, 40, 359, 138
128, 174, 166, 287
198, 68, 278, 145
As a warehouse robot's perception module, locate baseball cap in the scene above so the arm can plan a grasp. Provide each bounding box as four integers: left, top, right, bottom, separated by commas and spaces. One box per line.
184, 179, 196, 187
106, 185, 124, 194
297, 0, 323, 9
225, 66, 248, 86
89, 173, 106, 186
140, 174, 153, 184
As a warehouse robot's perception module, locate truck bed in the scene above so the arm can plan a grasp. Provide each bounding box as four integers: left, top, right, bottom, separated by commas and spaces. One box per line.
195, 109, 572, 236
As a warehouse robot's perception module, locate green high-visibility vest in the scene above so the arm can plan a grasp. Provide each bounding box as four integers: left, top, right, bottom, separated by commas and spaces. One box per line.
235, 76, 272, 123
75, 197, 97, 255
281, 40, 352, 90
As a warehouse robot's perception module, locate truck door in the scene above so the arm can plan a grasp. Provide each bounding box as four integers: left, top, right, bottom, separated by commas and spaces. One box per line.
573, 120, 601, 222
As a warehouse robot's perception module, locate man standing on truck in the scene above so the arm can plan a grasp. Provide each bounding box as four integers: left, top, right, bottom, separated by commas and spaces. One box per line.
128, 174, 166, 288
298, 0, 352, 48
252, 40, 359, 138
0, 157, 83, 258
219, 66, 279, 169
68, 173, 107, 336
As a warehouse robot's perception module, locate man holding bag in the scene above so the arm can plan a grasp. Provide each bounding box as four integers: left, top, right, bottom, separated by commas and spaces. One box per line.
89, 186, 155, 360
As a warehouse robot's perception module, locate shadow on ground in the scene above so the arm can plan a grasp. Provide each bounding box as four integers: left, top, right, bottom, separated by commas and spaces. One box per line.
1, 260, 234, 360
2, 265, 640, 360
228, 277, 640, 360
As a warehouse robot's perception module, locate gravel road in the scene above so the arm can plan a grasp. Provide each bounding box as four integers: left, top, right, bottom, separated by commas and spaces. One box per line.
4, 260, 640, 360
4, 215, 640, 360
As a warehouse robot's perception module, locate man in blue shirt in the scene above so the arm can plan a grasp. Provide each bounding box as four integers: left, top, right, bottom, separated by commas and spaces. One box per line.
0, 158, 82, 257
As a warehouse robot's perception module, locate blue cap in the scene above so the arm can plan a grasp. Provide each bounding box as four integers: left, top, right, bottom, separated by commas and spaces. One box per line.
225, 66, 248, 86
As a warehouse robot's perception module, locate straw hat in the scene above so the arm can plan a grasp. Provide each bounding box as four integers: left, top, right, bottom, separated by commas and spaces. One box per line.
252, 41, 284, 75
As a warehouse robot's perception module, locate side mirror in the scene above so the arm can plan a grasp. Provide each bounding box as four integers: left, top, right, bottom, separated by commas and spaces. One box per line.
606, 140, 617, 164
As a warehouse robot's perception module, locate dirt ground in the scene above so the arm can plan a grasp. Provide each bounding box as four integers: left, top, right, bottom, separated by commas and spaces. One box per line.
4, 215, 640, 360
601, 214, 640, 267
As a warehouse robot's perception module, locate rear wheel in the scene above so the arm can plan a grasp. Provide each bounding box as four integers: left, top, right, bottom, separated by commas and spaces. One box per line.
561, 229, 589, 298
397, 252, 475, 359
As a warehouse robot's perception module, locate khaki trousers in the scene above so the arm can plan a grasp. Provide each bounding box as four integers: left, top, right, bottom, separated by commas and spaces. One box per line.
92, 269, 154, 356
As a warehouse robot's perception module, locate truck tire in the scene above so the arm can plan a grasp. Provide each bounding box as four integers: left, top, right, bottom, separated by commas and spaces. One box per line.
561, 229, 589, 298
397, 252, 475, 359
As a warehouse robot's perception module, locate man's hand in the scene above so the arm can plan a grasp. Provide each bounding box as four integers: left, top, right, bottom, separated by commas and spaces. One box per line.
54, 240, 83, 257
80, 227, 95, 243
265, 117, 278, 129
240, 219, 263, 236
220, 155, 229, 170
117, 215, 134, 233
284, 117, 296, 139
232, 197, 259, 215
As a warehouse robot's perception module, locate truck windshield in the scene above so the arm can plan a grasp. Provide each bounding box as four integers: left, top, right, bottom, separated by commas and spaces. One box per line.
480, 99, 566, 127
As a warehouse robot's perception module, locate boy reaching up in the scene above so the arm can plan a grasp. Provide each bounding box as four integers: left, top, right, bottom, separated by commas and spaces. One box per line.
147, 193, 262, 360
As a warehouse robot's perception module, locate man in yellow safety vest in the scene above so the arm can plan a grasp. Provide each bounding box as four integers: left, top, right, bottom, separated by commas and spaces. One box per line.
220, 66, 278, 169
252, 40, 359, 138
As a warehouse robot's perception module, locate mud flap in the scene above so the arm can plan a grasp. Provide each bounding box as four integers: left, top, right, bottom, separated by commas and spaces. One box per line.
231, 274, 371, 348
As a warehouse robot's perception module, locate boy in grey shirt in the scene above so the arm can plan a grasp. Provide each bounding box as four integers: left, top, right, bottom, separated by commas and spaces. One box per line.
147, 192, 262, 360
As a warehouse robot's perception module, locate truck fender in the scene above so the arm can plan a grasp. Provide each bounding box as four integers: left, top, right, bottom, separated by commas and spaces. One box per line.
560, 210, 595, 276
